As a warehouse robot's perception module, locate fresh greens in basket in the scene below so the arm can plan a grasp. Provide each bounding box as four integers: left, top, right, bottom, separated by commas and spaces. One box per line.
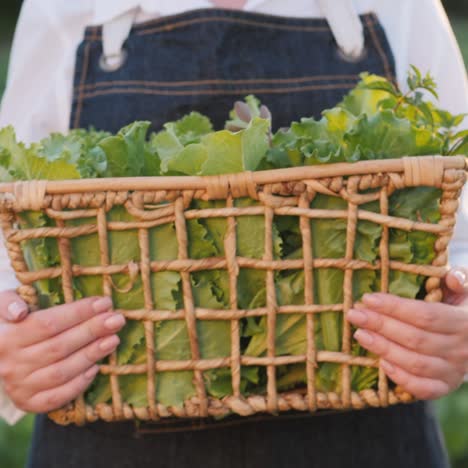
0, 67, 466, 409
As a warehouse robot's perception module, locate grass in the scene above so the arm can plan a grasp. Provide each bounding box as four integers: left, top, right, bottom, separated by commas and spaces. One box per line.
0, 13, 16, 97
436, 384, 468, 468
0, 46, 10, 97
451, 16, 468, 65
0, 415, 34, 468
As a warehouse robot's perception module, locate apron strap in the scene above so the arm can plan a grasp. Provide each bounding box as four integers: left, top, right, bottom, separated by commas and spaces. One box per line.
99, 2, 365, 72
316, 0, 365, 60
100, 9, 137, 72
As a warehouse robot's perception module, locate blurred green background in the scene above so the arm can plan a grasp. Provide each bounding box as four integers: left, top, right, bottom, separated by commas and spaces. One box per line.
1, 1, 468, 467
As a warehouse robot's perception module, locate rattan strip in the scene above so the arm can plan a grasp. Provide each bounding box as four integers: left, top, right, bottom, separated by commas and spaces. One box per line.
48, 388, 415, 425
264, 186, 278, 412
4, 207, 451, 243
12, 258, 450, 284
55, 217, 87, 424
136, 213, 158, 419
45, 208, 99, 220
174, 196, 209, 416
120, 304, 345, 321
96, 207, 124, 421
426, 169, 464, 303
0, 211, 39, 308
125, 199, 175, 221
55, 219, 74, 303
98, 352, 378, 374
299, 191, 317, 411
225, 195, 242, 397
341, 179, 359, 407
378, 187, 390, 406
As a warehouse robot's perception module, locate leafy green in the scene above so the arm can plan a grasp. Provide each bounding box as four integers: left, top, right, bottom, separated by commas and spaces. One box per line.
99, 121, 151, 177
151, 115, 270, 175
0, 127, 80, 181
0, 126, 113, 181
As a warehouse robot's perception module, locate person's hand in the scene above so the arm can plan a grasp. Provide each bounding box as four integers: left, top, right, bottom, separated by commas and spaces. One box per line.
0, 292, 125, 413
346, 267, 468, 400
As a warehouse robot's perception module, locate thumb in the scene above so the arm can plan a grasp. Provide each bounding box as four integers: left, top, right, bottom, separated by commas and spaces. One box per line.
0, 290, 29, 323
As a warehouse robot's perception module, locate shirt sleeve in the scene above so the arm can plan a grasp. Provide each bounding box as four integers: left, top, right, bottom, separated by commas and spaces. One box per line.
0, 384, 25, 425
0, 232, 24, 425
0, 0, 93, 142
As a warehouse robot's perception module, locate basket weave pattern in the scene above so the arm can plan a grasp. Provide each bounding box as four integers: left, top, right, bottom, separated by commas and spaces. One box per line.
0, 156, 466, 426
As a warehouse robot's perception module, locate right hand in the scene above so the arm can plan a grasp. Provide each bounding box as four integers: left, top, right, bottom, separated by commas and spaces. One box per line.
0, 291, 125, 413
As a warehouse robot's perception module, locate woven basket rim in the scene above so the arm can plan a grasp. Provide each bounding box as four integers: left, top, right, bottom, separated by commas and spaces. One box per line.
0, 155, 465, 196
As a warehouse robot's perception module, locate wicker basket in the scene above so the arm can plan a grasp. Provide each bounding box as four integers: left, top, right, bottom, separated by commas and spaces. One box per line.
0, 155, 466, 426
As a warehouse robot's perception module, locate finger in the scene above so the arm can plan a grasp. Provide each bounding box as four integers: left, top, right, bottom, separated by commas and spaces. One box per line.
19, 296, 113, 346
353, 329, 458, 385
16, 335, 119, 399
443, 267, 468, 295
361, 293, 466, 334
347, 308, 454, 357
442, 268, 468, 306
441, 283, 461, 306
379, 360, 451, 400
0, 290, 28, 323
25, 365, 100, 413
22, 311, 125, 367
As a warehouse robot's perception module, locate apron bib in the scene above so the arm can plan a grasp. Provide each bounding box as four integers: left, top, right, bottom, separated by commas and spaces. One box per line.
70, 8, 395, 132
28, 7, 449, 468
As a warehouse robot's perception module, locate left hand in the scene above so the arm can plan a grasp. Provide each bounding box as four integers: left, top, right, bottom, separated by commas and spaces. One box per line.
346, 267, 468, 400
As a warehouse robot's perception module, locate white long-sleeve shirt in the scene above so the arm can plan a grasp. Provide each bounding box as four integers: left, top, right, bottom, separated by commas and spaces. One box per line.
0, 0, 467, 425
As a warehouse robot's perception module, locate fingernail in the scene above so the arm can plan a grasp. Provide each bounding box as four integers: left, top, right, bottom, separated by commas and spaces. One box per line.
380, 360, 395, 374
104, 314, 125, 330
92, 297, 113, 314
363, 294, 384, 308
7, 301, 28, 321
453, 269, 468, 288
347, 309, 368, 326
85, 365, 100, 379
99, 335, 120, 352
354, 329, 374, 346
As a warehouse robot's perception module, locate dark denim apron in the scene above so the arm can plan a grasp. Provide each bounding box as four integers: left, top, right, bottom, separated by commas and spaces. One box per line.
27, 8, 449, 468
